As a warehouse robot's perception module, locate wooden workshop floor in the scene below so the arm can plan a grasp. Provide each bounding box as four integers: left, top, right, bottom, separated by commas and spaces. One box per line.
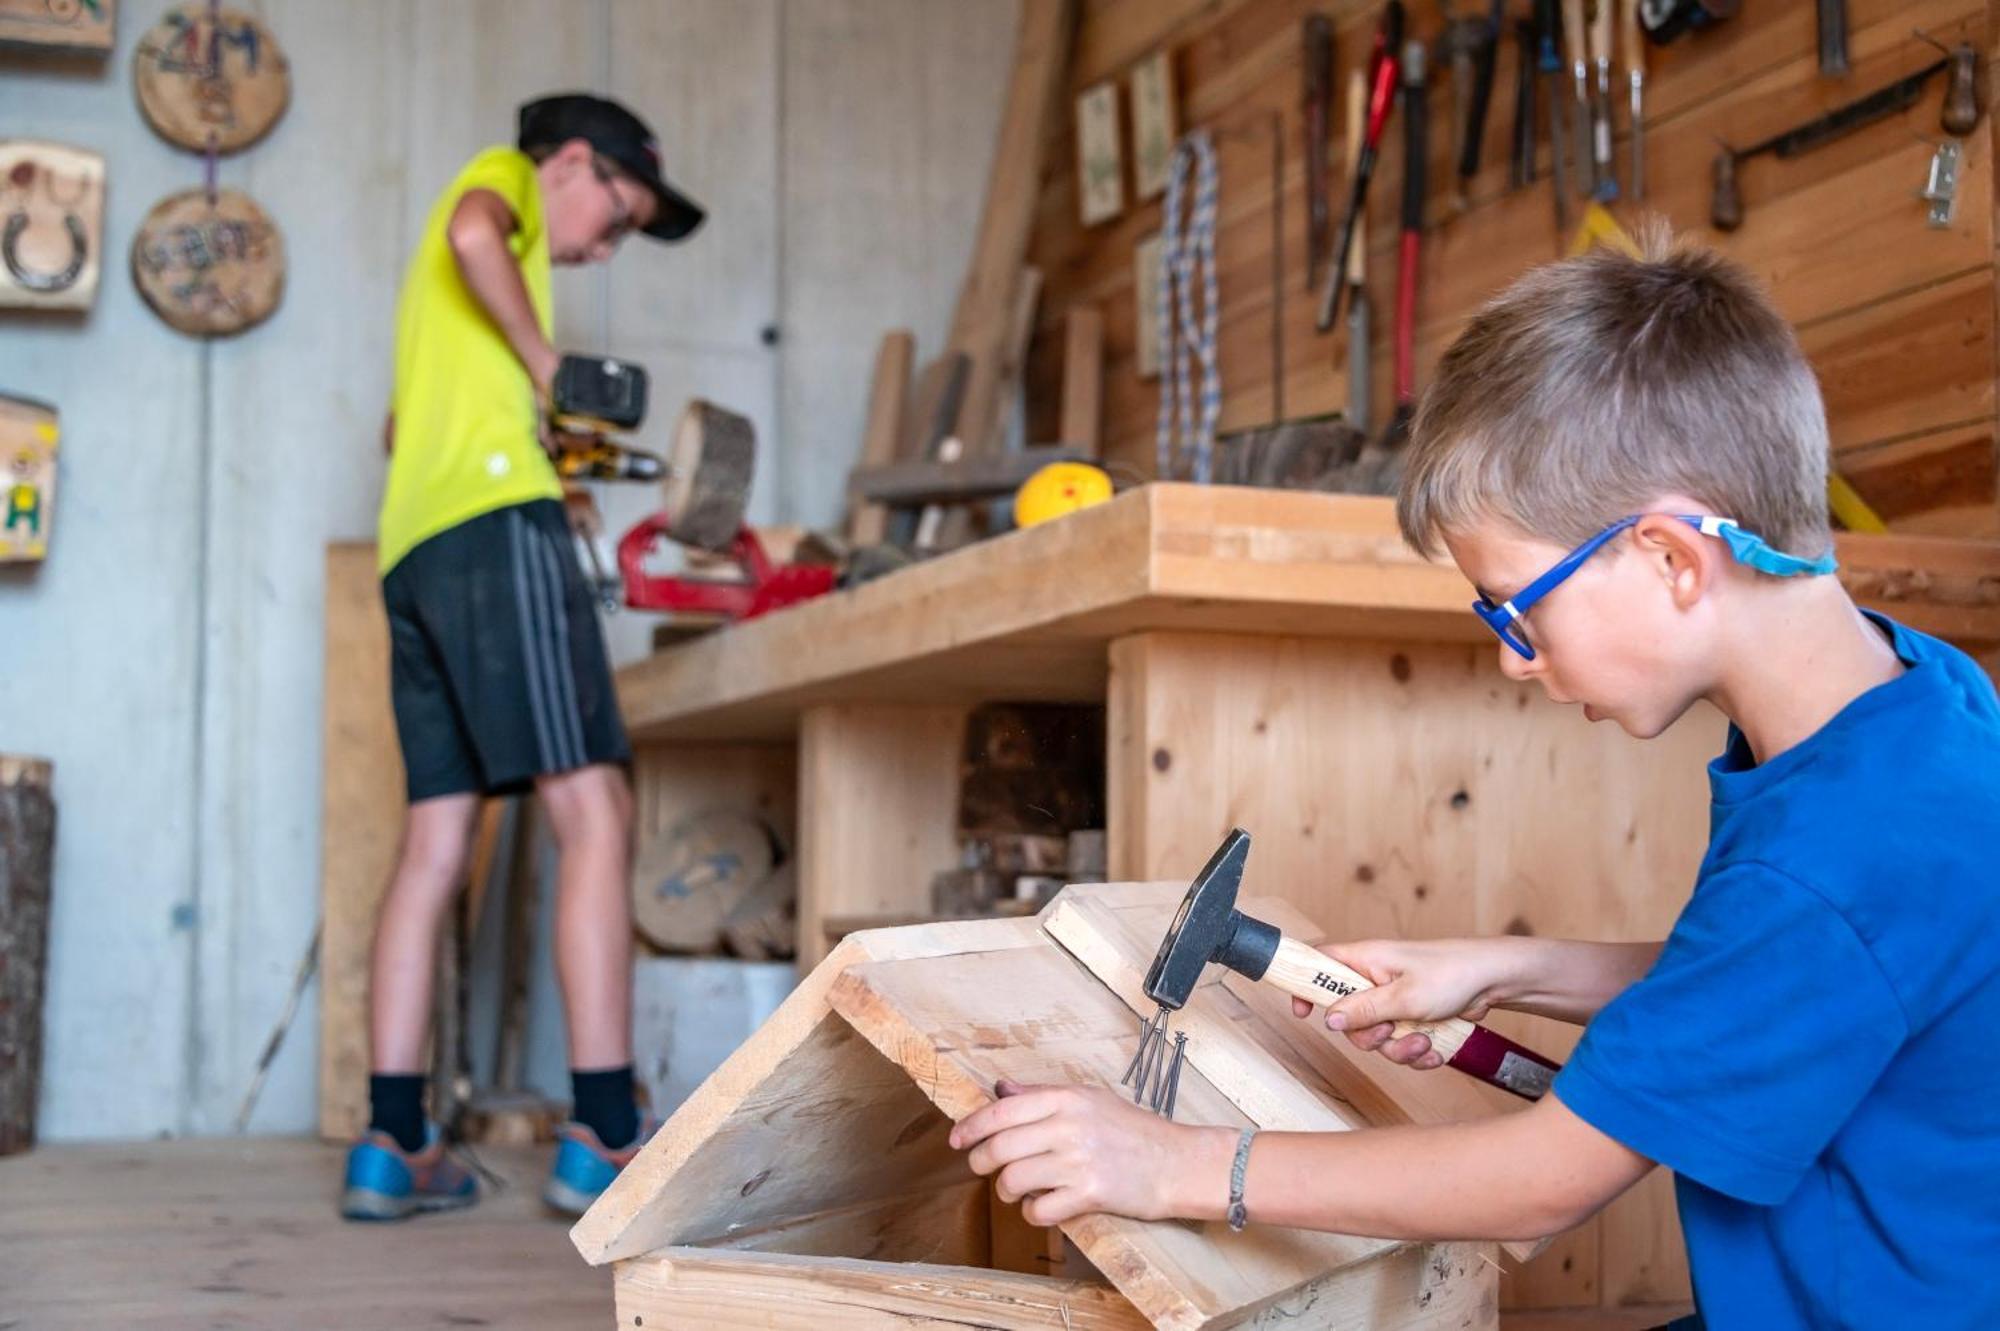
0, 1138, 1689, 1330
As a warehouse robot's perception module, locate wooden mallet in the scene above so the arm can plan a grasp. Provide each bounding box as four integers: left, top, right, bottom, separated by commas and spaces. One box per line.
1124, 828, 1562, 1118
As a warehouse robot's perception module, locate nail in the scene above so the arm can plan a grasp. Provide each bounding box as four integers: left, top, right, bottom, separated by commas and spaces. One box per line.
1327, 1012, 1347, 1031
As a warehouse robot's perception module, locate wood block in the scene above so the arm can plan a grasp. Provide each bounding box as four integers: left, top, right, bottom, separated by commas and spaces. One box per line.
0, 394, 58, 562
0, 0, 114, 54
0, 141, 105, 312
850, 444, 1093, 506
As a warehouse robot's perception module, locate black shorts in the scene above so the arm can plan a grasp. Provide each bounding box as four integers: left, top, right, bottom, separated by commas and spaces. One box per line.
382, 499, 631, 802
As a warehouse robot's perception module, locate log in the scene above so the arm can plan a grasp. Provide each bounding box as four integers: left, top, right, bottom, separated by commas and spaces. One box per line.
0, 754, 55, 1155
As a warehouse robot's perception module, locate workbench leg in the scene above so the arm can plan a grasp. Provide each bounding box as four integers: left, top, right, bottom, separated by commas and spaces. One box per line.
1106, 630, 1719, 1312
796, 704, 969, 972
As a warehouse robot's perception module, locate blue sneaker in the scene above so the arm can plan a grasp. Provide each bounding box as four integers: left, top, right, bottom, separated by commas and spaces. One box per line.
340, 1125, 478, 1221
542, 1119, 657, 1217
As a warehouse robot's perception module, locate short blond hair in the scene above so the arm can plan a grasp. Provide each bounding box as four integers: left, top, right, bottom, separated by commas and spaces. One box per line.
1396, 230, 1831, 561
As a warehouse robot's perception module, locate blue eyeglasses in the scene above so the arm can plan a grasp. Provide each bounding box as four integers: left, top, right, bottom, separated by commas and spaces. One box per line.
1472, 513, 1749, 660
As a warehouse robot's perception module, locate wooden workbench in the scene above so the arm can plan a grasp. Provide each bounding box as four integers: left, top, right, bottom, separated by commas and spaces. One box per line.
615, 482, 2000, 1311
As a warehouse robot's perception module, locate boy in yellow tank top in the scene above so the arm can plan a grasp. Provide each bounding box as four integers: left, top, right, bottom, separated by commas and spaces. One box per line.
344, 95, 703, 1222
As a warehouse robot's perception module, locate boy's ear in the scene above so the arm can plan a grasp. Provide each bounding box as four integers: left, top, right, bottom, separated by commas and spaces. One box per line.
1631, 513, 1714, 611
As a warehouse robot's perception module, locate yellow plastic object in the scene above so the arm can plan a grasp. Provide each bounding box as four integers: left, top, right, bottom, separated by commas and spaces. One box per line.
1014, 462, 1114, 528
1828, 471, 1888, 534
1567, 202, 1642, 258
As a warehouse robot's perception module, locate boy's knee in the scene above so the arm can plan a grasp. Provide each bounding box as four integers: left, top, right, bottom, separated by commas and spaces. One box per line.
540, 766, 633, 845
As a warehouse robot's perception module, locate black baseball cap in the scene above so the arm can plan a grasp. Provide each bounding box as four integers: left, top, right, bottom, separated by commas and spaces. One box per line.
517, 93, 705, 242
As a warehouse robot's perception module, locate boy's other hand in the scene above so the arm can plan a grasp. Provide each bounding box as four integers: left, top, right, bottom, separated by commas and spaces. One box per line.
948, 1078, 1232, 1226
1288, 938, 1514, 1072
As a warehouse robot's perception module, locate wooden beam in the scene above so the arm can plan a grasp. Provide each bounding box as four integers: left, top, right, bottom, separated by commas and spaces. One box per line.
845, 330, 915, 548
319, 544, 403, 1141
850, 444, 1093, 506
1060, 304, 1105, 457
948, 0, 1076, 456
617, 1248, 1152, 1331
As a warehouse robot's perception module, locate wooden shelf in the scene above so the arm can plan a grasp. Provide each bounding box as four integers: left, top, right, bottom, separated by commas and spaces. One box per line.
616, 483, 2000, 743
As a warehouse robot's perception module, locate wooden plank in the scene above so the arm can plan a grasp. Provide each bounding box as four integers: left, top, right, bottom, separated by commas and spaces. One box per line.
0, 753, 54, 1155
852, 444, 1094, 505
571, 913, 1046, 1266
615, 487, 2000, 742
618, 1248, 1153, 1331
318, 543, 403, 1142
826, 946, 1402, 1331
1061, 304, 1106, 456
846, 329, 916, 548
948, 0, 1076, 457
695, 1178, 992, 1266
797, 703, 969, 971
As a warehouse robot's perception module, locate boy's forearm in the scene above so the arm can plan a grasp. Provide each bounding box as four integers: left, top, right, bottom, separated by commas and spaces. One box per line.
449, 223, 559, 393
1169, 1095, 1646, 1241
1491, 937, 1662, 1024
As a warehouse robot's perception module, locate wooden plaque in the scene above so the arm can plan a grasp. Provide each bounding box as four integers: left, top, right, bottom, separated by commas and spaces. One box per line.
0, 394, 58, 563
0, 0, 114, 55
1129, 50, 1176, 201
131, 187, 285, 336
1073, 81, 1123, 226
0, 140, 105, 312
132, 5, 289, 153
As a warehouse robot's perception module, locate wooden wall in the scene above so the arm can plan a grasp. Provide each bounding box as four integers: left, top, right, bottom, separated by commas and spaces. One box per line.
1026, 0, 1998, 538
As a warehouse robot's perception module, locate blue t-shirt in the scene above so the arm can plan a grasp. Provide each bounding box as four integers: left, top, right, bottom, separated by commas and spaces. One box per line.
1553, 613, 2000, 1329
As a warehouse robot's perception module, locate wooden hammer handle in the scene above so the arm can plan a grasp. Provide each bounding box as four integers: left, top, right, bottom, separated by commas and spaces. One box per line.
1264, 935, 1560, 1100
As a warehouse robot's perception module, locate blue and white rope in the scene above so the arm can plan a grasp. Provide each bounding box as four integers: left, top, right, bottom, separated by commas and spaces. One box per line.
1156, 130, 1220, 484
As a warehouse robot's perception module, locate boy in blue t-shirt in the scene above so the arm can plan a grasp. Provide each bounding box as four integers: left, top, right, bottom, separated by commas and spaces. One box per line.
947, 237, 2000, 1328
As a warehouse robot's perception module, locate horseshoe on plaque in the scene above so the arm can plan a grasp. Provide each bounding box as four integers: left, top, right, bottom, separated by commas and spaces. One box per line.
1, 211, 87, 293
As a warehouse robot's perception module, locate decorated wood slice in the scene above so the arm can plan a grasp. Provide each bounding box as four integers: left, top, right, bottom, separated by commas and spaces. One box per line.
632, 807, 784, 954
0, 0, 116, 56
0, 140, 105, 312
131, 187, 284, 336
133, 5, 288, 153
0, 394, 58, 563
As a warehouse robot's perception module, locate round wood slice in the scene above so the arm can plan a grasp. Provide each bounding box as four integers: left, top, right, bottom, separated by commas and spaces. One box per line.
631, 808, 780, 954
131, 187, 284, 336
133, 6, 290, 154
663, 399, 754, 552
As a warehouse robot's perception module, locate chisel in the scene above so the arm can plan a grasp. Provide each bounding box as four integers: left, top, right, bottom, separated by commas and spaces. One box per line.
1562, 0, 1593, 198
1534, 0, 1570, 231
1623, 0, 1646, 199
1343, 67, 1372, 435
1511, 18, 1538, 188
1590, 0, 1617, 201
1316, 0, 1404, 332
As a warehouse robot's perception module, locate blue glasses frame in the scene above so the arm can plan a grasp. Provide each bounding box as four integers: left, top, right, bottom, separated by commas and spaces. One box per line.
1472, 513, 1718, 660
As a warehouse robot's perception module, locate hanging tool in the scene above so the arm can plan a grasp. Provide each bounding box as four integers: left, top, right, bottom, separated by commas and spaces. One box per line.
1440, 2, 1500, 216
1639, 0, 1740, 44
1562, 0, 1594, 198
1124, 829, 1564, 1120
1711, 47, 1980, 231
1535, 0, 1572, 232
1623, 0, 1647, 199
1589, 0, 1618, 201
1817, 0, 1849, 78
1510, 18, 1539, 188
1315, 0, 1405, 332
1302, 13, 1335, 291
1343, 68, 1372, 437
1386, 38, 1427, 454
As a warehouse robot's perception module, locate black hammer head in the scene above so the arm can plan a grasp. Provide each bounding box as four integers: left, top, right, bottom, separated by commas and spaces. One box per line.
1141, 828, 1282, 1010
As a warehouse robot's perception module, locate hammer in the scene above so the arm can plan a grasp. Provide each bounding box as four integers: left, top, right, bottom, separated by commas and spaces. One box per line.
1124, 829, 1562, 1118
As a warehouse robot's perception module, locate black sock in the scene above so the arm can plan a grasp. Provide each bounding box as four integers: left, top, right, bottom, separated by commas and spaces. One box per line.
368, 1074, 428, 1153
571, 1065, 638, 1150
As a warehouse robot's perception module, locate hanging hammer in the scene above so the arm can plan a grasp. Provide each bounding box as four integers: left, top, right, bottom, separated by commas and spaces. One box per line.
1127, 828, 1563, 1116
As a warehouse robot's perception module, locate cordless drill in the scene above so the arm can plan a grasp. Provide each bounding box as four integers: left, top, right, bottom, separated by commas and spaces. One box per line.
547, 353, 666, 482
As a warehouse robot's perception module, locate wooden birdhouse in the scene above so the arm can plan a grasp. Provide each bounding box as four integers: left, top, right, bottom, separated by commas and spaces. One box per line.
571, 883, 1537, 1329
